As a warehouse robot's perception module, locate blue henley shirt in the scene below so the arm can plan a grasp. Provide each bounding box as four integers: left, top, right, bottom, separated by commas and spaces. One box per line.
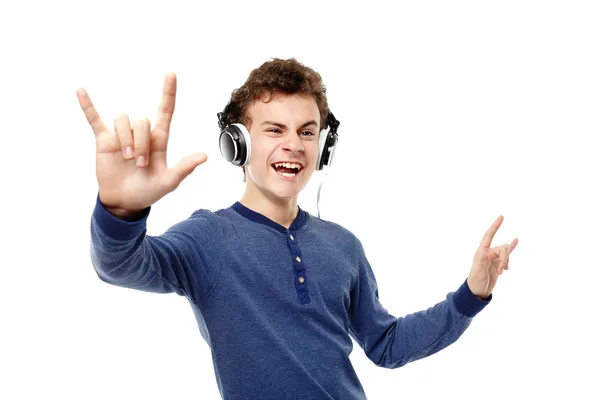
89, 195, 491, 399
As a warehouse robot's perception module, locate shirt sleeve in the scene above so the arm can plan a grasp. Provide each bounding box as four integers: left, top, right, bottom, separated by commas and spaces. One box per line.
347, 236, 491, 369
89, 194, 222, 305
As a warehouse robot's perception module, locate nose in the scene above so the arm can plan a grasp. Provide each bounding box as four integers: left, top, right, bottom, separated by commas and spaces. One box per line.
282, 131, 304, 153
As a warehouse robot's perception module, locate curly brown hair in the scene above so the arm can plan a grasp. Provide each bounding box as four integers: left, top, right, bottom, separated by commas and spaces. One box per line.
224, 57, 330, 181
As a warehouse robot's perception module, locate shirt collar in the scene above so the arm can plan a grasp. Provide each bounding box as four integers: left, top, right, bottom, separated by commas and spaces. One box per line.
231, 201, 309, 233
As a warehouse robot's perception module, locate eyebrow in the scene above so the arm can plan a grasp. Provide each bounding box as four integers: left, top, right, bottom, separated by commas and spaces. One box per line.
261, 120, 318, 130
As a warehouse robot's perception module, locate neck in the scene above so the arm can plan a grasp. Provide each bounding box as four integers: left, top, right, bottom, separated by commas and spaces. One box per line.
239, 184, 299, 230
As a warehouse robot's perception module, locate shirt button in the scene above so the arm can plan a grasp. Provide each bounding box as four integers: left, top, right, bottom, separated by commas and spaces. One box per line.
296, 256, 301, 263
290, 234, 294, 241
298, 276, 305, 284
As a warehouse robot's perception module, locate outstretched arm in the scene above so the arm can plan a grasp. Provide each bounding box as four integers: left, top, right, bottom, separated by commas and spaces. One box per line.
347, 216, 518, 369
90, 195, 222, 305
347, 238, 489, 369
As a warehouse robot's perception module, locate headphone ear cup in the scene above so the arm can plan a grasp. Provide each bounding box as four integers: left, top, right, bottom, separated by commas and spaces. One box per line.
316, 128, 327, 171
219, 123, 252, 166
316, 129, 337, 171
328, 133, 338, 167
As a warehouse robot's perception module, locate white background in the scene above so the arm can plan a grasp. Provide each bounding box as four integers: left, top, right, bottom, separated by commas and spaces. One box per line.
1, 0, 599, 399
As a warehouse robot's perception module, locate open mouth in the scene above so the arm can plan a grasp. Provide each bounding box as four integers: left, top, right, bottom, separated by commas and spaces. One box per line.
271, 162, 304, 178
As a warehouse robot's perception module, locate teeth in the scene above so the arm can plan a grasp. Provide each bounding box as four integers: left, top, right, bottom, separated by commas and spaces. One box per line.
273, 162, 301, 170
277, 171, 296, 177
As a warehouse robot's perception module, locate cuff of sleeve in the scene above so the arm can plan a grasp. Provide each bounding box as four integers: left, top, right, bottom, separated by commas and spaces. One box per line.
92, 194, 151, 241
452, 278, 492, 318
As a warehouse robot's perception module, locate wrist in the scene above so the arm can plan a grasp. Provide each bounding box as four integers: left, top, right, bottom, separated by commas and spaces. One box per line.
466, 277, 489, 299
105, 206, 146, 222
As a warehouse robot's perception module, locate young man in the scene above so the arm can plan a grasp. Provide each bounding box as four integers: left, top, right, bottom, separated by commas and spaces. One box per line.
78, 58, 518, 399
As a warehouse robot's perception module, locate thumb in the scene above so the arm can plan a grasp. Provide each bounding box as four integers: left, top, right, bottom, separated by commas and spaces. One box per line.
166, 152, 208, 189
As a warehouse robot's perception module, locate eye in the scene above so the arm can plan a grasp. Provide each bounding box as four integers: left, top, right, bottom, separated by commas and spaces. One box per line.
301, 131, 315, 136
267, 128, 282, 134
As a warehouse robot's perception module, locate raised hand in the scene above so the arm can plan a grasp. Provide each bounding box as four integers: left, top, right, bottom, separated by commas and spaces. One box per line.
77, 73, 207, 215
467, 216, 519, 299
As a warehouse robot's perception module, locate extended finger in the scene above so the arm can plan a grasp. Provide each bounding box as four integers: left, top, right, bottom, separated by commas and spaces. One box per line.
497, 244, 509, 274
155, 72, 177, 135
505, 239, 518, 270
114, 113, 134, 160
479, 215, 504, 250
132, 118, 151, 167
77, 88, 107, 136
509, 238, 519, 253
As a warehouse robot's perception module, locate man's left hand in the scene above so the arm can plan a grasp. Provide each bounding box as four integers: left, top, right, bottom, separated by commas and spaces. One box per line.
467, 216, 518, 299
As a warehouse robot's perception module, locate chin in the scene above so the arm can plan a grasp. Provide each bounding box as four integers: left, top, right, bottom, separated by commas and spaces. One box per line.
248, 166, 312, 201
267, 168, 310, 197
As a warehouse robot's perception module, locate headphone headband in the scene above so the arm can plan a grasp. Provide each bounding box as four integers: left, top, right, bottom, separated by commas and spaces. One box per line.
217, 102, 231, 130
218, 101, 339, 132
327, 112, 340, 134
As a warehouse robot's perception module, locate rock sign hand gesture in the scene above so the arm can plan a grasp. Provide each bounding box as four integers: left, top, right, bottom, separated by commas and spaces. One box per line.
77, 73, 207, 217
467, 216, 519, 299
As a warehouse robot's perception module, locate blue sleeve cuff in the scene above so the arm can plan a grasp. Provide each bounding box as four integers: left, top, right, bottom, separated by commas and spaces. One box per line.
451, 278, 492, 318
92, 194, 151, 241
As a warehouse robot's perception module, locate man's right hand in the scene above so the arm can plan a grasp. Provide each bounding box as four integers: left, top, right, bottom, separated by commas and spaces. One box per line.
77, 72, 208, 216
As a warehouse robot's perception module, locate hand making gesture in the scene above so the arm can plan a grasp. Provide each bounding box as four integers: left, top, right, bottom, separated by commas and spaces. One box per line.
77, 73, 207, 216
467, 216, 519, 299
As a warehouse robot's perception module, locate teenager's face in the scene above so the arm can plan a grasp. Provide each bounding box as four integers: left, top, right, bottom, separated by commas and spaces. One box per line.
244, 92, 321, 202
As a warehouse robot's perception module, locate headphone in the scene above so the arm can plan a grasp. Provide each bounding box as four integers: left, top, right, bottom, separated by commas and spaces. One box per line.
217, 102, 340, 171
